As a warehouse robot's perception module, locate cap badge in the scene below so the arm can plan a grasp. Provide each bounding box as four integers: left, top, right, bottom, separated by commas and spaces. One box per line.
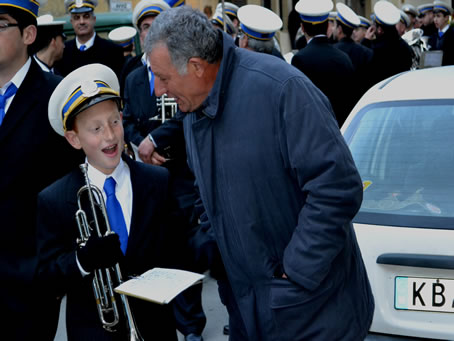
75, 0, 83, 8
80, 80, 100, 97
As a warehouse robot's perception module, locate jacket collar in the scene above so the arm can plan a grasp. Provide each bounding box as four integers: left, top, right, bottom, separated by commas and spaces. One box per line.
0, 59, 41, 144
199, 31, 236, 119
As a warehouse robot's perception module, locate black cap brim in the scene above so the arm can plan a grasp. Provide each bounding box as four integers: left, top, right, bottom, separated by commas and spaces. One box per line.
66, 94, 121, 130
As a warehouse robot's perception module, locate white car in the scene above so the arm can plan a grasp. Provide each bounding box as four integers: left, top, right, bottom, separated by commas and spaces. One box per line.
341, 66, 454, 340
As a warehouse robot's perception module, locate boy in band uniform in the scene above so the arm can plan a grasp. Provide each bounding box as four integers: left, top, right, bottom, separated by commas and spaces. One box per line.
37, 63, 183, 340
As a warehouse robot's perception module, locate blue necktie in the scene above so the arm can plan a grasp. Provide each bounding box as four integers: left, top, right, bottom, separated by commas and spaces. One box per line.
103, 177, 128, 254
80, 44, 86, 51
438, 31, 443, 38
0, 83, 18, 126
148, 66, 155, 96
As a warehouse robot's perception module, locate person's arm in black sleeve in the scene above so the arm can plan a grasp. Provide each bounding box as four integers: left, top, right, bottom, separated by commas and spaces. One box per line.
122, 72, 145, 146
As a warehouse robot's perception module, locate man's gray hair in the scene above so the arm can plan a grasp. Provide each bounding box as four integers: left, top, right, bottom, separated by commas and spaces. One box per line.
247, 37, 274, 55
144, 6, 222, 74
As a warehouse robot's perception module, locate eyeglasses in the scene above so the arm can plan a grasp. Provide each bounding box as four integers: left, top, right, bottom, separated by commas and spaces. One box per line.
0, 22, 19, 32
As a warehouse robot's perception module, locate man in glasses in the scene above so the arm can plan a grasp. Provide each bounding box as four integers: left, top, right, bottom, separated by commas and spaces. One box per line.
0, 1, 82, 340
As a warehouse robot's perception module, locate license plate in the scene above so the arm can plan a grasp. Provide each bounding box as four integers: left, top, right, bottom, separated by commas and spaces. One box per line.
395, 276, 454, 313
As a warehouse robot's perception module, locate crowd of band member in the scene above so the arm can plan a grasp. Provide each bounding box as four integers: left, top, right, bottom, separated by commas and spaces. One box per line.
1, 0, 453, 340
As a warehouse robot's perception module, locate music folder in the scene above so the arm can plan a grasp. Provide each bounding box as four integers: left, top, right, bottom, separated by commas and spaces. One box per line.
114, 268, 205, 305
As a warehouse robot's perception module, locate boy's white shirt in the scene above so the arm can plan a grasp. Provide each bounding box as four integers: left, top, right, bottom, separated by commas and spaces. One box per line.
77, 158, 133, 275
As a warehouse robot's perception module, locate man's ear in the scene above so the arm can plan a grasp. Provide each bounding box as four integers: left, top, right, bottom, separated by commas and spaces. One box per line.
188, 57, 207, 78
49, 37, 57, 48
239, 36, 248, 49
64, 130, 82, 150
377, 25, 384, 35
22, 24, 37, 46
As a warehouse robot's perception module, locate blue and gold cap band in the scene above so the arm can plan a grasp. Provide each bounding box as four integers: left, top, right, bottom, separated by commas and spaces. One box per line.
165, 0, 184, 7
67, 0, 96, 12
359, 18, 370, 27
213, 17, 234, 34
61, 81, 119, 132
434, 4, 450, 13
299, 13, 329, 24
337, 12, 357, 28
240, 22, 275, 40
0, 0, 40, 18
137, 5, 165, 22
224, 8, 237, 18
419, 5, 433, 14
375, 15, 385, 25
117, 38, 134, 47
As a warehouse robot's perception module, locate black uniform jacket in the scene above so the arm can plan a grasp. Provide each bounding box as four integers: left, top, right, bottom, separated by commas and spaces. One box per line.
0, 59, 82, 340
56, 34, 125, 78
367, 30, 413, 88
120, 54, 143, 97
36, 156, 184, 341
291, 36, 357, 127
335, 37, 373, 98
429, 25, 454, 66
122, 65, 159, 147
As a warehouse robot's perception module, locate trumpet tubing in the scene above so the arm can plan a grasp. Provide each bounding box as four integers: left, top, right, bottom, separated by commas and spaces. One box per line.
155, 94, 178, 123
76, 163, 143, 340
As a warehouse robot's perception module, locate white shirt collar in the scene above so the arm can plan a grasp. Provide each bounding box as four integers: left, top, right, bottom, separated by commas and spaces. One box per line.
76, 32, 96, 50
86, 157, 128, 192
440, 24, 449, 34
33, 55, 52, 73
0, 57, 31, 95
141, 53, 148, 66
307, 34, 327, 45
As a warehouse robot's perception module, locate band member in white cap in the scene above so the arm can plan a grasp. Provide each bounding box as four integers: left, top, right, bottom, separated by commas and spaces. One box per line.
144, 6, 374, 340
216, 1, 239, 25
33, 14, 66, 73
333, 3, 373, 99
108, 25, 137, 61
428, 0, 454, 65
418, 3, 437, 37
401, 3, 418, 30
56, 0, 125, 78
211, 8, 237, 38
396, 10, 411, 36
363, 0, 413, 87
40, 63, 185, 341
291, 0, 357, 127
0, 1, 83, 340
352, 15, 371, 43
237, 4, 284, 59
120, 0, 170, 95
215, 1, 240, 40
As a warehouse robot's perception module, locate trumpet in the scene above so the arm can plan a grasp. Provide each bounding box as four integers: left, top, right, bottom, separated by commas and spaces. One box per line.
75, 163, 143, 341
155, 94, 178, 123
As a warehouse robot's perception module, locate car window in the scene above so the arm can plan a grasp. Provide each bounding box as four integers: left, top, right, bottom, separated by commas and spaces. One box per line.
344, 100, 454, 229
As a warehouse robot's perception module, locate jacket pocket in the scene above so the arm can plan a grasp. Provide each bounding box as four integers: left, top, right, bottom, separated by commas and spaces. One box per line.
269, 277, 334, 340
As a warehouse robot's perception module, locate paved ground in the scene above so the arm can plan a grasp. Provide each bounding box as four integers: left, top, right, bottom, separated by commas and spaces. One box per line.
54, 273, 229, 341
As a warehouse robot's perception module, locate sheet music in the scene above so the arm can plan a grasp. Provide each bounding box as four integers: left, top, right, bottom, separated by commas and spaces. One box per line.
114, 268, 205, 304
